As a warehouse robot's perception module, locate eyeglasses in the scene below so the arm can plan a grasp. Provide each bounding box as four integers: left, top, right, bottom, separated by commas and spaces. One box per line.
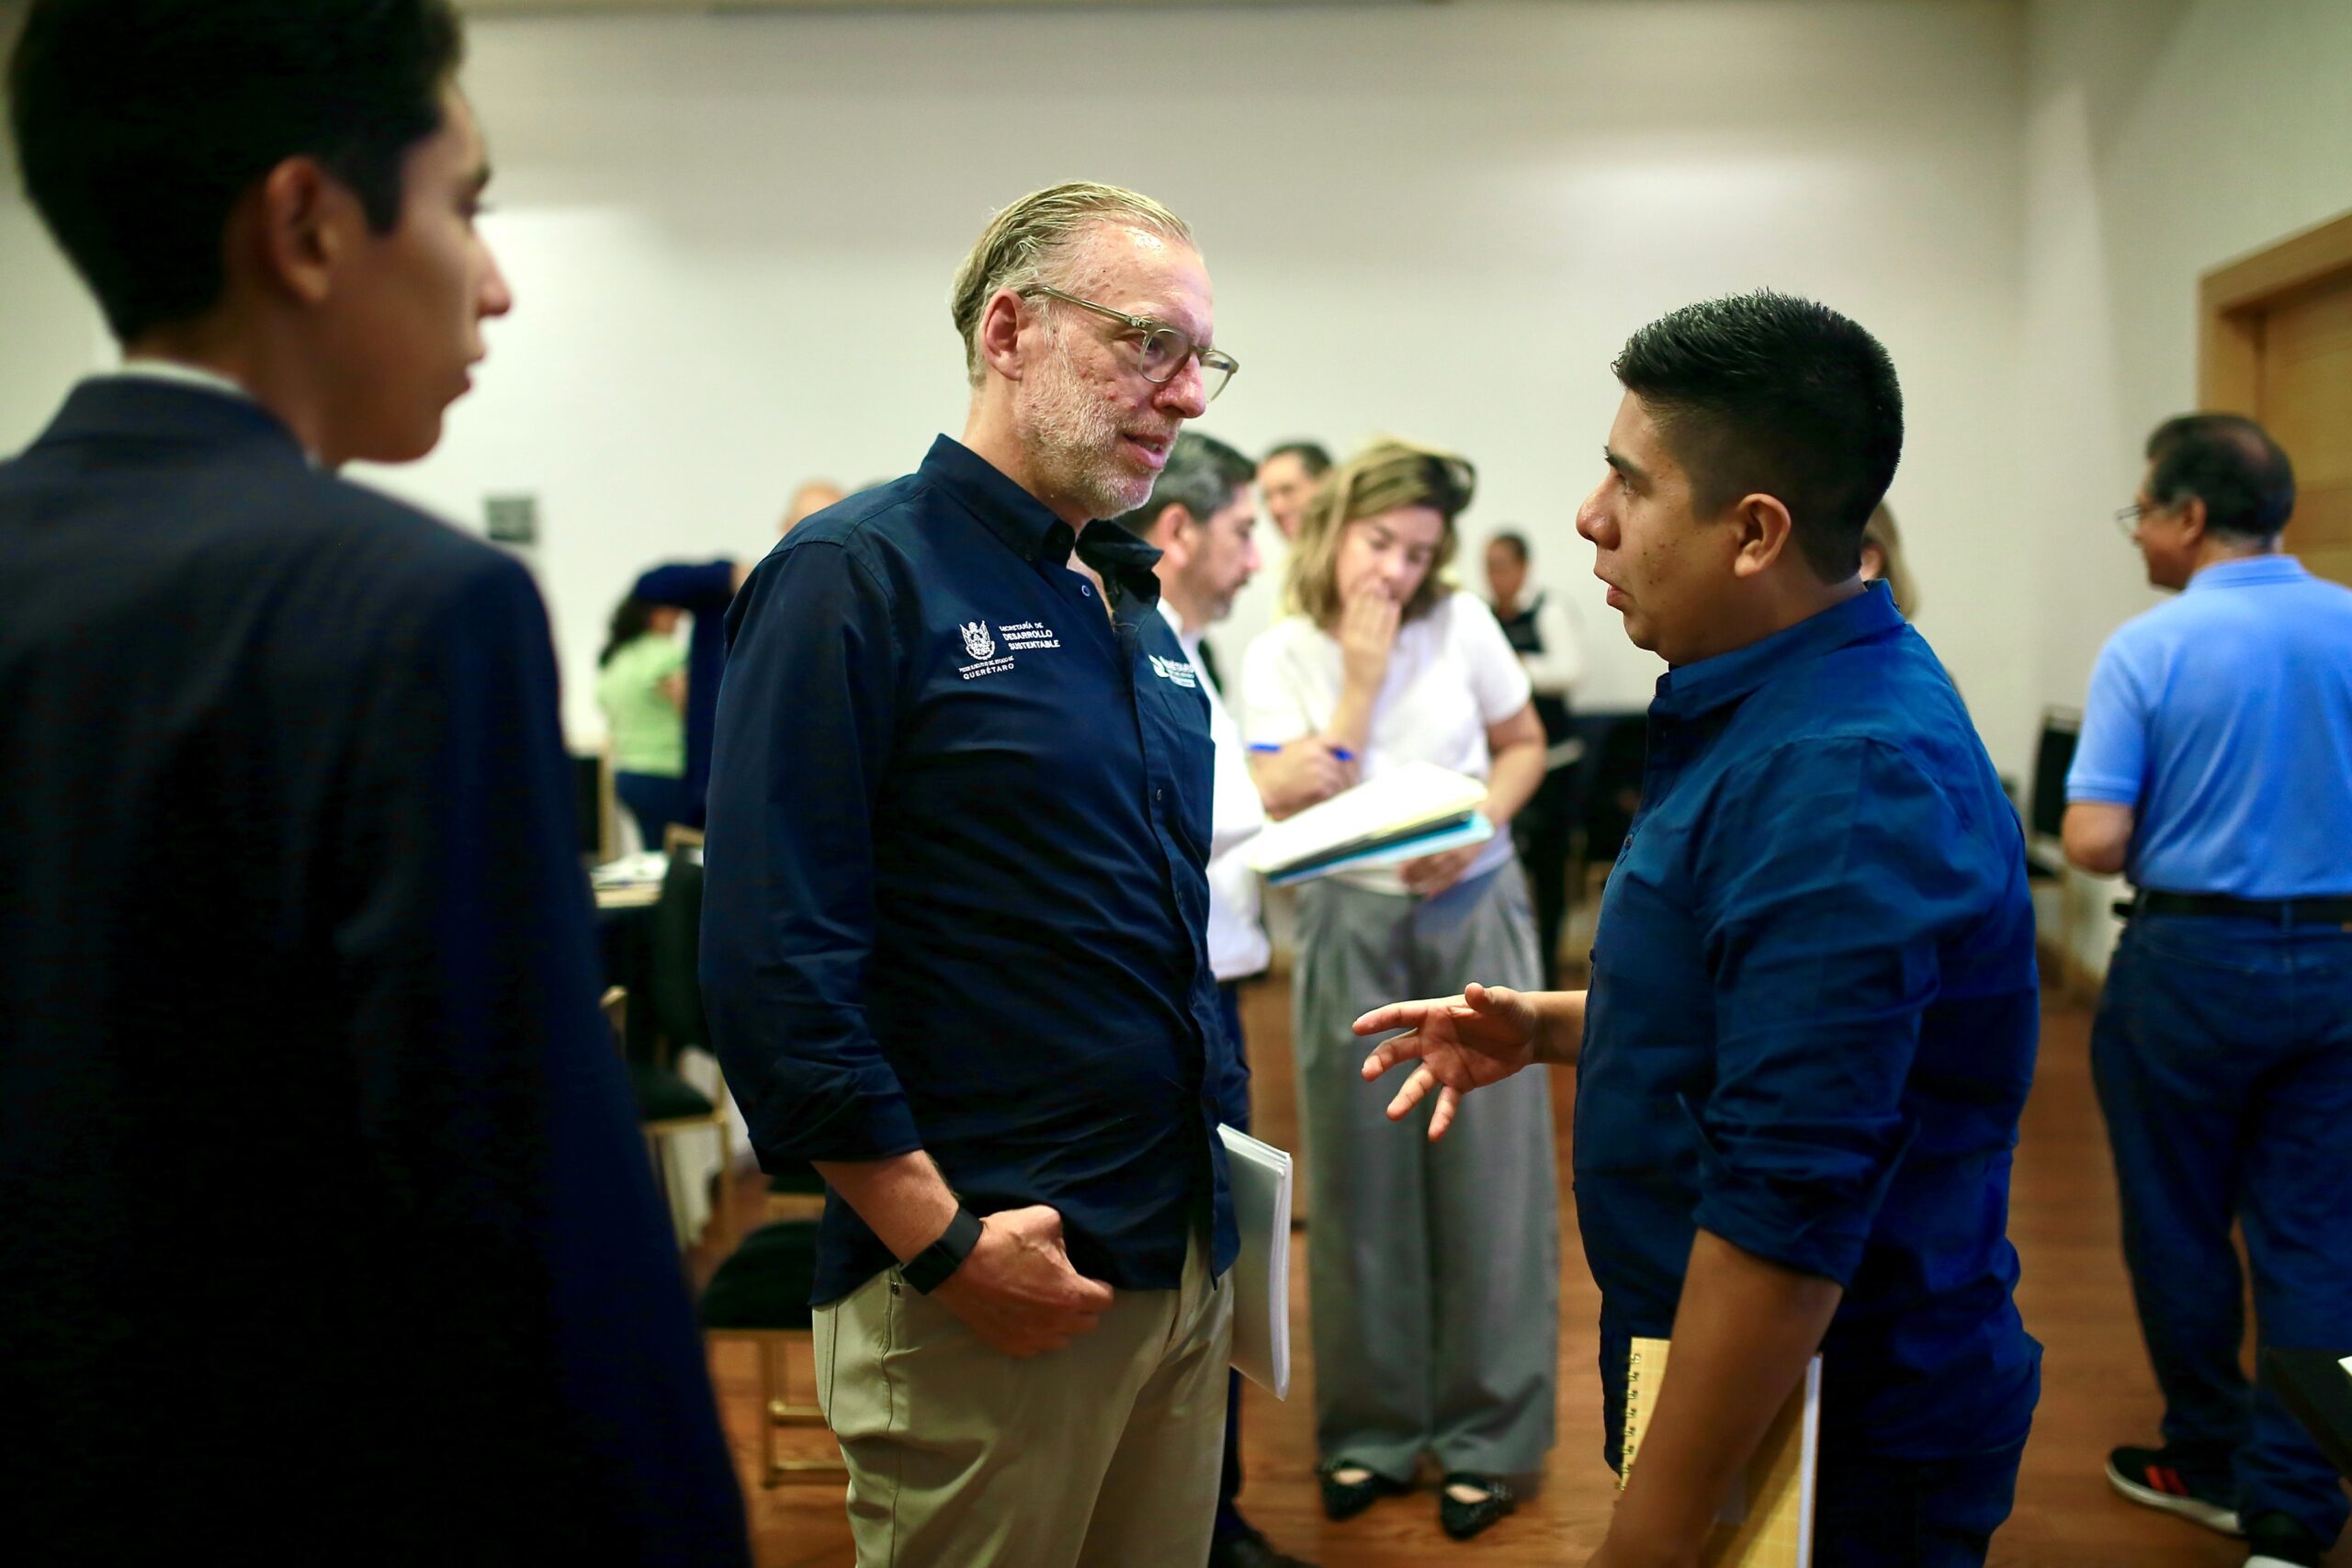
1022, 284, 1238, 401
2113, 502, 2145, 539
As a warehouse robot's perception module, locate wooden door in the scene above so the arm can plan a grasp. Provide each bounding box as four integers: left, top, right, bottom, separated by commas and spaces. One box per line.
2201, 209, 2352, 587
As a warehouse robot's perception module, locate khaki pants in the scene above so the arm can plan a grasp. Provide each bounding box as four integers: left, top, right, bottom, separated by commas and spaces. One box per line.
813, 1224, 1233, 1567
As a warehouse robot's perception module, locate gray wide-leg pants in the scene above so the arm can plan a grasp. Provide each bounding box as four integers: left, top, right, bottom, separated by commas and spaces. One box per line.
1293, 860, 1560, 1481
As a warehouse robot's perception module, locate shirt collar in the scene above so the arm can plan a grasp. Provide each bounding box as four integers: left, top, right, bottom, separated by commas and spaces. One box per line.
1650, 580, 1903, 720
2184, 553, 2306, 592
918, 434, 1080, 567
1154, 593, 1204, 655
914, 434, 1165, 606
115, 357, 254, 404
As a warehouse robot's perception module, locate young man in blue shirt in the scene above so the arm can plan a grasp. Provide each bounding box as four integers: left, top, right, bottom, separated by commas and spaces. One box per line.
2064, 414, 2352, 1568
1354, 292, 2041, 1568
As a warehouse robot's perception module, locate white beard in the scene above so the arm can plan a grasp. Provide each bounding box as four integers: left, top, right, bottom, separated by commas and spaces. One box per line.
1014, 329, 1156, 522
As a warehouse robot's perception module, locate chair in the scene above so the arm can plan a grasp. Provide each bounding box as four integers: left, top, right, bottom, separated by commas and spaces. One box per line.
638, 852, 732, 1243
700, 1220, 845, 1486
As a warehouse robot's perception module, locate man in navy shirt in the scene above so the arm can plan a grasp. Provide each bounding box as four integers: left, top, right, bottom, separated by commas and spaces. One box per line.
1356, 292, 2041, 1567
0, 3, 745, 1561
2065, 414, 2352, 1568
702, 183, 1247, 1566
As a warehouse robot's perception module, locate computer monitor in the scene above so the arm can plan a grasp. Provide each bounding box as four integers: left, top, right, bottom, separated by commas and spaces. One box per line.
572, 750, 616, 863
2029, 709, 2080, 840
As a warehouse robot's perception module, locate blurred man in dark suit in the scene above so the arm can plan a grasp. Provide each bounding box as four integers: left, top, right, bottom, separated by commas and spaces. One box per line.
0, 3, 746, 1561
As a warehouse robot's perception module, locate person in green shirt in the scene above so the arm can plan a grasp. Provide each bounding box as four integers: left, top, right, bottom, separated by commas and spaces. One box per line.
595, 594, 689, 849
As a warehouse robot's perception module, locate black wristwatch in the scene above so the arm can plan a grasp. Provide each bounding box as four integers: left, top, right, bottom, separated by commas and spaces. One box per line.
901, 1205, 983, 1294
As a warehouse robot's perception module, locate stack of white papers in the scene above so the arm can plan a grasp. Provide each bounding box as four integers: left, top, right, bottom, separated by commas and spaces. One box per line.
1218, 1125, 1294, 1399
1242, 761, 1494, 886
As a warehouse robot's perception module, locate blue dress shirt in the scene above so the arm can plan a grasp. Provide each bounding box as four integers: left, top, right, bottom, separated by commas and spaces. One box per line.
701, 435, 1244, 1305
1577, 583, 2042, 1461
2067, 555, 2352, 897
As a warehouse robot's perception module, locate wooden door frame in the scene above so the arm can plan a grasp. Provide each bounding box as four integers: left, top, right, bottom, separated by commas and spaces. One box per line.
2199, 208, 2352, 412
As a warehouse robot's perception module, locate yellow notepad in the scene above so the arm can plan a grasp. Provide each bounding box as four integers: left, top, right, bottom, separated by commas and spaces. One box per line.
1621, 1337, 1820, 1568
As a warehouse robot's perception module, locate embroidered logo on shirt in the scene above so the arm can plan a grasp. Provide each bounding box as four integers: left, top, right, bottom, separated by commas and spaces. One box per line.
1148, 653, 1200, 690
999, 620, 1061, 651
959, 621, 995, 660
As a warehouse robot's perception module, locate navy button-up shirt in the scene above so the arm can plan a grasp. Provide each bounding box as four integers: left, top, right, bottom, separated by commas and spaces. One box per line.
702, 435, 1243, 1305
1577, 583, 2041, 1461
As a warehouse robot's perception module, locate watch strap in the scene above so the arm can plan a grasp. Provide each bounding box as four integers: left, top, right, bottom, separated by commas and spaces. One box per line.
901, 1205, 983, 1294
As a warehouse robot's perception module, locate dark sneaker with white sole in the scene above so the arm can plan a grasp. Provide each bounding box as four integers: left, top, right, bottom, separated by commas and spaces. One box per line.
2106, 1444, 2241, 1536
2242, 1510, 2325, 1568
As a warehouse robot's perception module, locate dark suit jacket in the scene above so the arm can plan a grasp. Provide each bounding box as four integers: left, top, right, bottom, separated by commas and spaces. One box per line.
0, 379, 748, 1565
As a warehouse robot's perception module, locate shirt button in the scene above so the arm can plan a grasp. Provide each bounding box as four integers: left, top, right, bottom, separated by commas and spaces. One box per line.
1155, 787, 1165, 803
1080, 584, 1094, 597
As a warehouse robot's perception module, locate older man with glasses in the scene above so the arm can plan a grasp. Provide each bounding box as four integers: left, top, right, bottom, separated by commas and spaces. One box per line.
2070, 415, 2352, 1568
702, 182, 1246, 1567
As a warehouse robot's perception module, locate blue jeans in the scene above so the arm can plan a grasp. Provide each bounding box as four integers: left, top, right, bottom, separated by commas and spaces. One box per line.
1813, 1439, 2025, 1567
2093, 911, 2352, 1548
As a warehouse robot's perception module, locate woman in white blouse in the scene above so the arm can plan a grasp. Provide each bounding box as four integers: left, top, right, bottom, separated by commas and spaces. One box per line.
1241, 439, 1559, 1542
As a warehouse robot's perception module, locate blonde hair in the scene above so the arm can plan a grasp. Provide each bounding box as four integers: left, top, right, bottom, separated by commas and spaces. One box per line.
1860, 502, 1920, 618
1285, 438, 1477, 628
948, 182, 1194, 385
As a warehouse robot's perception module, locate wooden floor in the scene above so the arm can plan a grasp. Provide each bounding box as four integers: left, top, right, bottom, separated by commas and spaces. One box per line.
702, 982, 2351, 1567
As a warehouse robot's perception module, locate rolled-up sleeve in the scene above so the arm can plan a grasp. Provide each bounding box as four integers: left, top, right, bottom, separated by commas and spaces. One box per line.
700, 540, 920, 1166
1687, 739, 1973, 1284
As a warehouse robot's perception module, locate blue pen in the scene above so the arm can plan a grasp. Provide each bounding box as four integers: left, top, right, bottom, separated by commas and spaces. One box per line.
1249, 741, 1356, 763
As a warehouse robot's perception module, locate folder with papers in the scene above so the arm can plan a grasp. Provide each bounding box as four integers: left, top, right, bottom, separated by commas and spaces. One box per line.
1242, 761, 1494, 886
1217, 1125, 1294, 1399
1621, 1337, 1821, 1567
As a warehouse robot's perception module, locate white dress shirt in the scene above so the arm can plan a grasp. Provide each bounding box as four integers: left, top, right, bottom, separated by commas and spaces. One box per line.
1158, 597, 1271, 981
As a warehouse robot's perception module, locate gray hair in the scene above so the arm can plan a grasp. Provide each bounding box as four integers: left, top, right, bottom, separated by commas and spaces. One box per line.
948, 181, 1194, 385
1114, 431, 1255, 537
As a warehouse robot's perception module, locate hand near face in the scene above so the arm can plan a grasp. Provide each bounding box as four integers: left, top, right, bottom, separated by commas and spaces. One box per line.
1338, 590, 1402, 693
1353, 981, 1544, 1140
1252, 738, 1356, 818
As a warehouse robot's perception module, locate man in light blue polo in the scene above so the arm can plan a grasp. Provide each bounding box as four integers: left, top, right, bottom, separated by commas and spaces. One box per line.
2064, 412, 2352, 1568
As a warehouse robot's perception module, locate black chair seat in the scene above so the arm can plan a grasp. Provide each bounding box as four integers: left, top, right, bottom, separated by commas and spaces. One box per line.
700, 1221, 820, 1332
630, 1059, 715, 1122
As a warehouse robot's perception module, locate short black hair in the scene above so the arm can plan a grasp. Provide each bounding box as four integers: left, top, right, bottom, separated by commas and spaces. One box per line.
9, 0, 465, 342
1263, 441, 1333, 478
2144, 413, 2295, 537
1487, 530, 1530, 564
1115, 431, 1255, 536
1612, 290, 1903, 581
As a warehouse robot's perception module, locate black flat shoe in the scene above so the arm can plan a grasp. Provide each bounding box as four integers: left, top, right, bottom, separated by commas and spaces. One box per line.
1438, 1472, 1517, 1540
1317, 1459, 1409, 1521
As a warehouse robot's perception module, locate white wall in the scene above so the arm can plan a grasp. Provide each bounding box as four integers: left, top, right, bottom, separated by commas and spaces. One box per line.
2019, 0, 2352, 973
322, 0, 2034, 755
0, 0, 109, 452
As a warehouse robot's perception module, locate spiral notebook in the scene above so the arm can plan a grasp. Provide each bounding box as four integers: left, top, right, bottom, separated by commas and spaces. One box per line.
1621, 1337, 1820, 1568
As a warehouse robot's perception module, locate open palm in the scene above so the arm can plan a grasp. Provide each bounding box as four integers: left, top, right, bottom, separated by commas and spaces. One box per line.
1352, 982, 1541, 1140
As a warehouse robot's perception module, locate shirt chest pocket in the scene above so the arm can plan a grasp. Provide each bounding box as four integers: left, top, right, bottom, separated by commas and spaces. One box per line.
1589, 860, 1718, 1047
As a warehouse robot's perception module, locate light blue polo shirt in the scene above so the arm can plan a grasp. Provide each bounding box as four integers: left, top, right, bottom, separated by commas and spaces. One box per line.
2067, 555, 2352, 897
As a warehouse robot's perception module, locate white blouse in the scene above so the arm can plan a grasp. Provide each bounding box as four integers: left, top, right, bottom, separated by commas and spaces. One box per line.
1241, 591, 1532, 895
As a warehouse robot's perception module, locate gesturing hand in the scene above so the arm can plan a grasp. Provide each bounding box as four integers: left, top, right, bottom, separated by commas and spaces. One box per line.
930, 1204, 1115, 1357
1353, 982, 1544, 1140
